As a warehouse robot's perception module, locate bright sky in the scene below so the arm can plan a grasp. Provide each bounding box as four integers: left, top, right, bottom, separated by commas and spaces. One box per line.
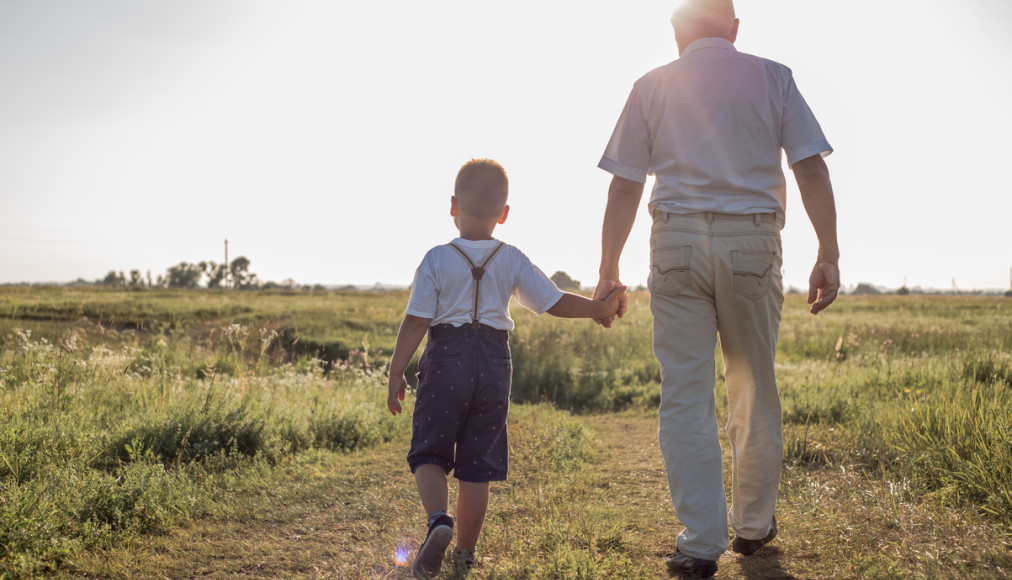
2, 0, 1011, 291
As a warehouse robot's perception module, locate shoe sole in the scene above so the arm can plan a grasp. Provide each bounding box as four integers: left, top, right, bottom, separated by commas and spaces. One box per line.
665, 562, 717, 578
732, 518, 777, 556
411, 524, 453, 578
665, 552, 717, 578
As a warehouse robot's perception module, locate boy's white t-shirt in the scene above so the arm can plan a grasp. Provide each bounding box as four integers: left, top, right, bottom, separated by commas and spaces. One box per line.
406, 238, 564, 331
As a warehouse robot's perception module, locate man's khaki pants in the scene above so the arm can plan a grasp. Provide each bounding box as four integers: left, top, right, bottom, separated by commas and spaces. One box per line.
648, 211, 784, 561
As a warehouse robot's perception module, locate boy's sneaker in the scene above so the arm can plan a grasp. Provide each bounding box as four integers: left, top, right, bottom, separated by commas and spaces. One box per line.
451, 547, 476, 569
731, 516, 777, 556
412, 515, 454, 578
665, 549, 717, 578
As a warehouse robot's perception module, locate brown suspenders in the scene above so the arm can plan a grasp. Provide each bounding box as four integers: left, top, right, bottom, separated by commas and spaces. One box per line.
447, 241, 506, 329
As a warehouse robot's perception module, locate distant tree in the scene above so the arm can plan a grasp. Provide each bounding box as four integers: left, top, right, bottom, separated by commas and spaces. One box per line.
550, 271, 581, 290
852, 283, 882, 296
166, 262, 204, 288
896, 286, 910, 295
128, 270, 144, 287
229, 256, 259, 289
102, 271, 126, 287
203, 261, 228, 289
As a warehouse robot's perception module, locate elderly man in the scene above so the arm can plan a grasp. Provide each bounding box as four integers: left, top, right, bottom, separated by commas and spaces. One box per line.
593, 0, 840, 576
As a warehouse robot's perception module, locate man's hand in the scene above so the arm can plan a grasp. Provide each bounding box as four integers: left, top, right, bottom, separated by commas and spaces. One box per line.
592, 278, 628, 327
808, 261, 840, 315
387, 375, 407, 415
793, 154, 840, 316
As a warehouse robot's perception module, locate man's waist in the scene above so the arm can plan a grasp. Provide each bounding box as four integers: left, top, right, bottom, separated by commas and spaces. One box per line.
651, 209, 784, 229
648, 188, 785, 218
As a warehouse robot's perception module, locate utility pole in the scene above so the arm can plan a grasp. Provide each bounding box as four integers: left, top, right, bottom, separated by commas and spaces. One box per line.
224, 239, 229, 289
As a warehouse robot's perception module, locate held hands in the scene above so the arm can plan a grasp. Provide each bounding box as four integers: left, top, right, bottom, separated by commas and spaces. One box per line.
592, 279, 629, 328
808, 261, 840, 315
387, 374, 407, 415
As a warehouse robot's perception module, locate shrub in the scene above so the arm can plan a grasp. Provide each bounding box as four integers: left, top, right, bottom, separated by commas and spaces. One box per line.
107, 404, 266, 467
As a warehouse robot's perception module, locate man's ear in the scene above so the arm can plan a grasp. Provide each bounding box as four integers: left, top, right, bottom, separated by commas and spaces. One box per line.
497, 204, 510, 225
728, 18, 739, 43
450, 195, 459, 217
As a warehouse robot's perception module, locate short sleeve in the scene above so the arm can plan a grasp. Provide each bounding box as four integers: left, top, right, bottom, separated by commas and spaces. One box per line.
598, 81, 652, 183
781, 73, 832, 167
404, 257, 438, 319
513, 258, 564, 315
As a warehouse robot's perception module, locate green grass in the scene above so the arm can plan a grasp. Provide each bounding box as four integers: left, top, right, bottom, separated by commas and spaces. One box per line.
2, 287, 1012, 577
0, 317, 399, 577
0, 286, 404, 365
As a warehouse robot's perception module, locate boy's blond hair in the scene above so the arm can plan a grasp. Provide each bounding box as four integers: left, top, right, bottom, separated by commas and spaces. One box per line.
454, 159, 509, 220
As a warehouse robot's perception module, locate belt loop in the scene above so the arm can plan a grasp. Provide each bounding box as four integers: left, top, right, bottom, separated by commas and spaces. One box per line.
706, 212, 715, 224
754, 214, 761, 226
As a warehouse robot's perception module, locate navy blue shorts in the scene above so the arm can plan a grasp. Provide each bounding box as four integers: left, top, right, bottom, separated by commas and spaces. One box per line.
407, 323, 512, 483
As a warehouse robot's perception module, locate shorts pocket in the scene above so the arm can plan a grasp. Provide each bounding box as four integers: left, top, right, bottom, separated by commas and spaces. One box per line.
732, 250, 775, 299
649, 245, 692, 296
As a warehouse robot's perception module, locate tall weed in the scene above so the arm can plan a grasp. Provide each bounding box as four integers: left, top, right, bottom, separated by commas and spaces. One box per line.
889, 362, 1012, 522
0, 324, 394, 577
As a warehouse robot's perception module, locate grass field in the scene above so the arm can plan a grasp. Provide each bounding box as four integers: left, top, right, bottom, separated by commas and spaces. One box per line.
1, 287, 1011, 578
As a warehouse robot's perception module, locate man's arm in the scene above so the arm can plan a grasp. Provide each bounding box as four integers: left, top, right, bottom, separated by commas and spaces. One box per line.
792, 154, 840, 315
592, 175, 645, 326
386, 314, 431, 415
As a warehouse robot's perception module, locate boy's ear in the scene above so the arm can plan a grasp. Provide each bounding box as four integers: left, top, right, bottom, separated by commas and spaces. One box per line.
450, 195, 459, 217
497, 204, 510, 225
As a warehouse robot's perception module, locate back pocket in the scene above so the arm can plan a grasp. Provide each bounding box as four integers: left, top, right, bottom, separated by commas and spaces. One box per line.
649, 245, 692, 296
732, 250, 774, 299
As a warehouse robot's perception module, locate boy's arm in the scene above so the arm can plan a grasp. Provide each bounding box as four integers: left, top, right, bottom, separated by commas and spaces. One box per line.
546, 285, 626, 320
387, 314, 432, 415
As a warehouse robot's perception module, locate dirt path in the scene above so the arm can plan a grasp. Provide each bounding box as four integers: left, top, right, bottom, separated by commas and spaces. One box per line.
60, 414, 1009, 579
579, 414, 799, 579
62, 444, 421, 579
582, 415, 1011, 580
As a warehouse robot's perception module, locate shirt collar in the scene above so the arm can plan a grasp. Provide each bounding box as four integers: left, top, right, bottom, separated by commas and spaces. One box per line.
681, 37, 737, 59
452, 237, 500, 248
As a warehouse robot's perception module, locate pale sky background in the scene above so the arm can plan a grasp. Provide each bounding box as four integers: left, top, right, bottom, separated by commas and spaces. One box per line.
2, 0, 1011, 292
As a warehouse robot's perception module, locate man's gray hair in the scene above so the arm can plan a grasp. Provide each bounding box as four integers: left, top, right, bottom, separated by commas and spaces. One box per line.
671, 0, 736, 36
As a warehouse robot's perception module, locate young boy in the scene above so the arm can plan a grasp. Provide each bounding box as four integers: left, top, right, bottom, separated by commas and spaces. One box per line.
387, 159, 625, 578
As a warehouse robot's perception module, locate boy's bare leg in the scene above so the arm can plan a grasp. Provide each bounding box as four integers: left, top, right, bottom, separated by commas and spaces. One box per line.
415, 464, 449, 515
455, 481, 490, 550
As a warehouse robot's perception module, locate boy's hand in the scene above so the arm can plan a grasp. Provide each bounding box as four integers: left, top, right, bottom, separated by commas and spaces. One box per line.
387, 375, 407, 415
593, 280, 628, 328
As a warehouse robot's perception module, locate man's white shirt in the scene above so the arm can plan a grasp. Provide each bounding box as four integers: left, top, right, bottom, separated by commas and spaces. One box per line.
599, 38, 832, 221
